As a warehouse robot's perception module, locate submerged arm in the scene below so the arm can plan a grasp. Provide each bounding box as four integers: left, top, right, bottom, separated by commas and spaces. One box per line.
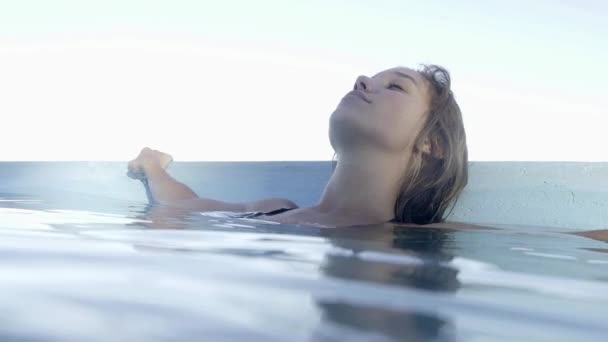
572, 230, 608, 243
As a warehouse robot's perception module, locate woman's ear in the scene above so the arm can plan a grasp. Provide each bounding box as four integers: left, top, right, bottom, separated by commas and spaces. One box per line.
419, 138, 433, 155
419, 136, 445, 159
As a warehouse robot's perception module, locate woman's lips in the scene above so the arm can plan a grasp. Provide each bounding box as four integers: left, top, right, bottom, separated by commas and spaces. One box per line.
344, 90, 371, 103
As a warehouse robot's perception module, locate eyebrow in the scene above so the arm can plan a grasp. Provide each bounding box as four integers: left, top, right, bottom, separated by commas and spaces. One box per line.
394, 71, 419, 87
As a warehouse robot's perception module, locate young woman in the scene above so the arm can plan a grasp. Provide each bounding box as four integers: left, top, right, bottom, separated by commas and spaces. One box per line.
127, 65, 469, 228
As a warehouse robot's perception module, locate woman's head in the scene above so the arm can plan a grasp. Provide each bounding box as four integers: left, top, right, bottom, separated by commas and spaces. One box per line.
329, 65, 468, 224
329, 67, 431, 155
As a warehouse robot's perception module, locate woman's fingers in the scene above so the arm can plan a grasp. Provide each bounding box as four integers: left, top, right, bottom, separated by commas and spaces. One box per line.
126, 147, 173, 180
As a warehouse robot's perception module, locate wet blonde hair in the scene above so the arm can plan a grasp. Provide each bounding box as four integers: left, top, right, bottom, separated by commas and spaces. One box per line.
394, 64, 468, 224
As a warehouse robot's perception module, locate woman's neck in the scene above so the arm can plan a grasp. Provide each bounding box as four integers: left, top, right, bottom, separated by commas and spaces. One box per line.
314, 149, 411, 225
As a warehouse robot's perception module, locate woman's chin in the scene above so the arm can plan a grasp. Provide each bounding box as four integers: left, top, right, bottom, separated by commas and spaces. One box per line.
331, 104, 367, 122
330, 108, 357, 130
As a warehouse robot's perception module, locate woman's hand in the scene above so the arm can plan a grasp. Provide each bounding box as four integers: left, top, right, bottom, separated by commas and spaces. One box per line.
127, 147, 173, 180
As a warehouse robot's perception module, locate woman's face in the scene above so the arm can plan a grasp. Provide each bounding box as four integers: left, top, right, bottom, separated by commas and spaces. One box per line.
330, 67, 430, 155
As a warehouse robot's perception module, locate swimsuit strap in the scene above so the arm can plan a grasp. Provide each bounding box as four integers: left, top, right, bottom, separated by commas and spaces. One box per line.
262, 207, 296, 216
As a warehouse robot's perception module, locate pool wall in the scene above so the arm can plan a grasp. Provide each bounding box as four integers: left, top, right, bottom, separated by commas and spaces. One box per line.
450, 162, 608, 230
1, 161, 606, 230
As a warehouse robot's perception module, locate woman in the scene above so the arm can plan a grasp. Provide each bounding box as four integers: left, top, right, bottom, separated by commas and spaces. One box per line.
127, 65, 468, 228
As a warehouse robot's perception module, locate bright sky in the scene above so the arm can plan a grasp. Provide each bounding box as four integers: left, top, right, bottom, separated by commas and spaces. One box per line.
1, 0, 606, 161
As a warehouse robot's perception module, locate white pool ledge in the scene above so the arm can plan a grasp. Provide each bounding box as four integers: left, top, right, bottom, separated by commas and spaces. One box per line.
449, 162, 608, 230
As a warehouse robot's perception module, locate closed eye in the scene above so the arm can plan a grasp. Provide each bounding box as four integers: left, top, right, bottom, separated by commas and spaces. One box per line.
388, 83, 405, 92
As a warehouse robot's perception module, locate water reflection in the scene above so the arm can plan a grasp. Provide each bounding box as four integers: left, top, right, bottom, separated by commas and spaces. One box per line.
128, 204, 196, 230
317, 224, 458, 341
1, 193, 608, 340
131, 204, 460, 340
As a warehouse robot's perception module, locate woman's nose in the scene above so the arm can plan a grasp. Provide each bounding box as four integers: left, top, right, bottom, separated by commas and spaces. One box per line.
354, 75, 373, 92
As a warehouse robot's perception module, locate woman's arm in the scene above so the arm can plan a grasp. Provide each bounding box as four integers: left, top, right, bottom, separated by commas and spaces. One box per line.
571, 230, 608, 243
129, 148, 297, 212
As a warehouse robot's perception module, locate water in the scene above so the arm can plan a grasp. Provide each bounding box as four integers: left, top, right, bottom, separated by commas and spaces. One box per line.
0, 162, 607, 341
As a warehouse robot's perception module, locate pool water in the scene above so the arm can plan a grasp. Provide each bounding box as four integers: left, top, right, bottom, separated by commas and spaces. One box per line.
0, 162, 607, 341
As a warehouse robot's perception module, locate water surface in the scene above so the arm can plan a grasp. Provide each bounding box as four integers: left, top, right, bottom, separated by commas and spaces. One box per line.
0, 162, 607, 341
